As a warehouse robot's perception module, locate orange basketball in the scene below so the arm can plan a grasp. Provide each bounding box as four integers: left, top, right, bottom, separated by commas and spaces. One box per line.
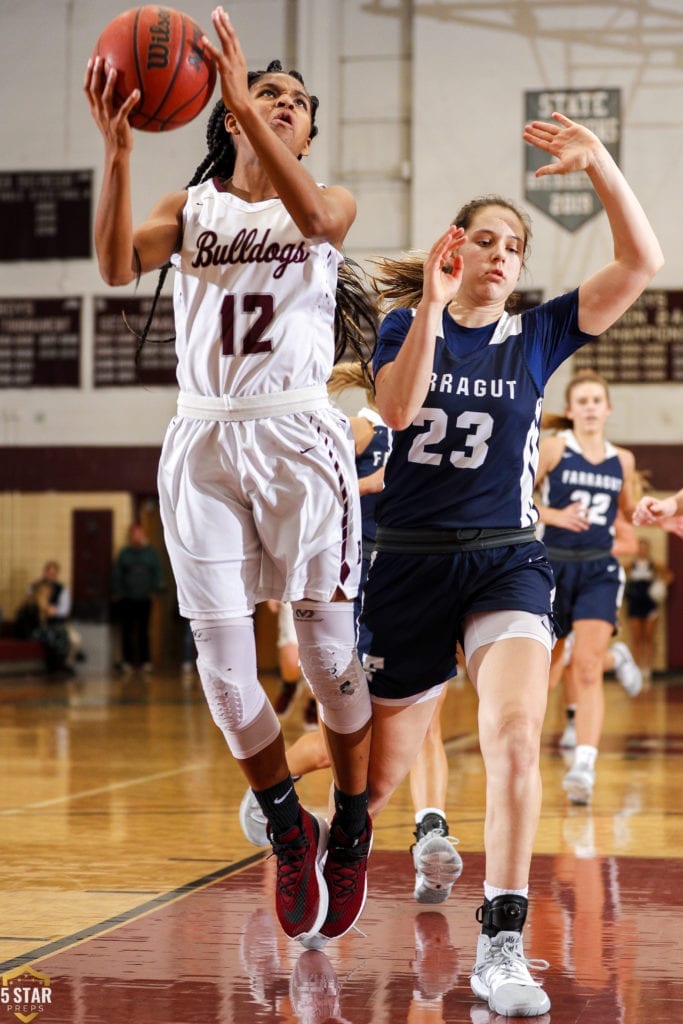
92, 6, 217, 132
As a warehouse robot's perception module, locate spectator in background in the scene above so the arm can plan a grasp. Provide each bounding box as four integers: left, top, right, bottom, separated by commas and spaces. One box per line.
112, 523, 164, 673
15, 581, 72, 676
31, 560, 71, 622
30, 560, 83, 665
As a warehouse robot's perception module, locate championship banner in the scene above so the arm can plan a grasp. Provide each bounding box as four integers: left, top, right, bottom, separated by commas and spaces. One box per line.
574, 289, 683, 382
524, 89, 621, 231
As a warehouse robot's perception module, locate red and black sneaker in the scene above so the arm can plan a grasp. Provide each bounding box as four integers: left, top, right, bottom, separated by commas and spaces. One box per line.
307, 814, 372, 946
269, 809, 329, 943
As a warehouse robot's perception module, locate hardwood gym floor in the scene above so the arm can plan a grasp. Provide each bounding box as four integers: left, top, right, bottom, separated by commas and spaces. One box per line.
1, 665, 681, 1023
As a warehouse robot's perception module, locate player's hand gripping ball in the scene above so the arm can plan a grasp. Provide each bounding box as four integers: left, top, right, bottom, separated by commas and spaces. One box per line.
92, 6, 216, 131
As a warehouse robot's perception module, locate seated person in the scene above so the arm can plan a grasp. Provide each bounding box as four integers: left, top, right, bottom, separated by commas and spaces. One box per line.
29, 560, 83, 664
15, 581, 73, 676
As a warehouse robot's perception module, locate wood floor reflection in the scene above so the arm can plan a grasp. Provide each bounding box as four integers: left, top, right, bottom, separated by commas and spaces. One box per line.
1, 665, 682, 1023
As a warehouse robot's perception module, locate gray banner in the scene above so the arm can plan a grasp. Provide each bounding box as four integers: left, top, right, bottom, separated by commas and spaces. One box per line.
524, 89, 621, 231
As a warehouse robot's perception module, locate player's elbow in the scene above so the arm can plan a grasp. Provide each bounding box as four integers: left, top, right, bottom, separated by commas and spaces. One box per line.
632, 244, 665, 283
651, 242, 666, 276
97, 258, 136, 288
378, 403, 414, 432
301, 207, 346, 244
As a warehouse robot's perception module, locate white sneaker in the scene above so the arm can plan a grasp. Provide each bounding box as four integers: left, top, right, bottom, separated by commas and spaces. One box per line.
562, 761, 595, 805
558, 720, 576, 749
412, 826, 463, 904
470, 930, 550, 1016
611, 641, 643, 697
239, 909, 281, 1009
239, 787, 269, 846
562, 808, 596, 858
289, 949, 345, 1024
412, 911, 460, 1000
471, 1004, 550, 1024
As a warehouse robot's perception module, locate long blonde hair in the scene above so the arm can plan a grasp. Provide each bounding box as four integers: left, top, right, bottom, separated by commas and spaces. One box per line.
327, 360, 377, 411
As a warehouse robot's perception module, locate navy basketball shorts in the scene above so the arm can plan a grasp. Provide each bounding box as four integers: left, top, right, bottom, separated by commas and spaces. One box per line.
359, 540, 555, 700
550, 555, 624, 635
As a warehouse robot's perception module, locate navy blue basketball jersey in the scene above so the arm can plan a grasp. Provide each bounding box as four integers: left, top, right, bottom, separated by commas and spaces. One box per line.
540, 430, 623, 551
373, 289, 594, 530
355, 407, 391, 543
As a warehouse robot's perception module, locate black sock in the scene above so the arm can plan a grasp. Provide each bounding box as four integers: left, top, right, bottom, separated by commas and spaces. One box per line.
254, 774, 300, 836
332, 785, 369, 838
478, 894, 528, 937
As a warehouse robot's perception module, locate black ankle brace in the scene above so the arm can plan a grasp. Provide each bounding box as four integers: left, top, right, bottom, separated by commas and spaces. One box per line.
414, 812, 448, 840
476, 894, 528, 936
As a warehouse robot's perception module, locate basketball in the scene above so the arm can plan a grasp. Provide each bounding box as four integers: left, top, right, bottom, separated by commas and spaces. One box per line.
92, 6, 217, 132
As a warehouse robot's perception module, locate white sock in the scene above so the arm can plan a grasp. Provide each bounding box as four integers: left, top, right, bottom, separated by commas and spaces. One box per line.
611, 645, 626, 668
575, 744, 598, 770
484, 882, 529, 902
415, 806, 446, 825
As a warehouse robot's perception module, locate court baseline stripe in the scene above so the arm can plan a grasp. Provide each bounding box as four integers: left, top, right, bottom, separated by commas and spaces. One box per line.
0, 850, 267, 973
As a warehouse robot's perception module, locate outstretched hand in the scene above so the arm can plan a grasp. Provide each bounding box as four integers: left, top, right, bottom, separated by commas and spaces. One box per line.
83, 56, 138, 151
633, 494, 679, 526
201, 6, 250, 116
423, 226, 467, 306
523, 112, 602, 178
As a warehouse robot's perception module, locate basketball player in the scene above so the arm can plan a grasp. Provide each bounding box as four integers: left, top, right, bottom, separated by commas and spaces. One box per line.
84, 5, 374, 949
241, 362, 464, 905
356, 112, 662, 1016
535, 371, 639, 805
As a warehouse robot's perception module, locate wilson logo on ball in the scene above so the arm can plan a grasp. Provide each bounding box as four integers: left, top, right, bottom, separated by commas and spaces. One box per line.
147, 9, 172, 69
92, 5, 217, 132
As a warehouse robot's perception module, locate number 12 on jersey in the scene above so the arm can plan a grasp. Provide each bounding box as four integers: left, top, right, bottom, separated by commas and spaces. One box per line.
221, 293, 274, 356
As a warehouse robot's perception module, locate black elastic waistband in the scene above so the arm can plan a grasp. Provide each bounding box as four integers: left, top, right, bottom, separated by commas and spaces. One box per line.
545, 546, 612, 563
362, 537, 377, 561
374, 525, 537, 554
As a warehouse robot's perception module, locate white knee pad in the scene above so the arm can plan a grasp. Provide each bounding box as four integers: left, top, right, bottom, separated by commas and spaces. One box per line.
192, 618, 280, 759
292, 600, 371, 734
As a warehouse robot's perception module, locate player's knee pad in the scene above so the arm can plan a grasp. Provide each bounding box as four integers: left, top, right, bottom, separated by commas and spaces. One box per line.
292, 600, 371, 734
192, 617, 280, 759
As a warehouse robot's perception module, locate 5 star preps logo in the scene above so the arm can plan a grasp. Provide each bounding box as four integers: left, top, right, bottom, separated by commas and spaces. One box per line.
1, 966, 52, 1023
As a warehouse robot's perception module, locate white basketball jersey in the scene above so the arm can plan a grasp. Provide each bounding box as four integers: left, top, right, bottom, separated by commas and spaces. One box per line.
170, 178, 342, 397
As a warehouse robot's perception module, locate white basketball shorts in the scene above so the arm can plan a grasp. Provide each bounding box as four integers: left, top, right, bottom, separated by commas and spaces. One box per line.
158, 396, 362, 620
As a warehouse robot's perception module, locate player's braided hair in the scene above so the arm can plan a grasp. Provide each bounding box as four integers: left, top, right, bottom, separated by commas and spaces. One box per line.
128, 61, 375, 385
370, 195, 532, 315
